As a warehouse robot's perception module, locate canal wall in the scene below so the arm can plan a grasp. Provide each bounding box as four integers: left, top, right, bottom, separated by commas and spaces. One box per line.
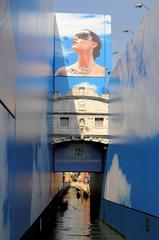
0, 1, 63, 239
100, 0, 159, 238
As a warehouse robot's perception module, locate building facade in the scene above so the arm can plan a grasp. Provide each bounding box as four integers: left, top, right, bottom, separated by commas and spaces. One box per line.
52, 86, 109, 144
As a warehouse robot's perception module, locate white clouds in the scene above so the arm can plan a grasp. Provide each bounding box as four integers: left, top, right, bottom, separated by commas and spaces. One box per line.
110, 0, 159, 140
55, 13, 111, 37
104, 154, 131, 207
19, 12, 54, 36
73, 82, 98, 92
119, 82, 159, 139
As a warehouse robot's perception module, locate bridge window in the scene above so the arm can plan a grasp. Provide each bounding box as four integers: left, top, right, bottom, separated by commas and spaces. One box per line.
79, 118, 85, 126
79, 87, 85, 95
95, 118, 104, 127
60, 117, 69, 128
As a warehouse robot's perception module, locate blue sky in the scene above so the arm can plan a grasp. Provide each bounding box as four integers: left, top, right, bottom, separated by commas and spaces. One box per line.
54, 0, 154, 68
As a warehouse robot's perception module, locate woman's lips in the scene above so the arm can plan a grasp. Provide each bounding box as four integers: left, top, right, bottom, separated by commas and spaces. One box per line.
73, 41, 78, 44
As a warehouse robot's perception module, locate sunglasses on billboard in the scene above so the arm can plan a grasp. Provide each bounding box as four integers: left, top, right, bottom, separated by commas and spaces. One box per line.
74, 32, 93, 41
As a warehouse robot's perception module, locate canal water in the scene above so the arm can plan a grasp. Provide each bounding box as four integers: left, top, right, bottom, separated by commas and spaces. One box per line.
45, 187, 125, 240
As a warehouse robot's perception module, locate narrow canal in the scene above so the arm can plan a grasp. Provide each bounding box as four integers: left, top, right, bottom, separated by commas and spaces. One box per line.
45, 187, 125, 240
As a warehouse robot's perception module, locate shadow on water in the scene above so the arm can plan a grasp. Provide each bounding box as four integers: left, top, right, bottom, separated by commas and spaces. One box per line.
43, 187, 125, 240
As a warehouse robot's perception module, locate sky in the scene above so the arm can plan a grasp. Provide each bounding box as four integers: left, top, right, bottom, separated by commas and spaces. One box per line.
54, 0, 155, 68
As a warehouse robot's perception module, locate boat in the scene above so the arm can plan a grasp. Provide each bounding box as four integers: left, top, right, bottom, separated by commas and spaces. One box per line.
71, 181, 90, 198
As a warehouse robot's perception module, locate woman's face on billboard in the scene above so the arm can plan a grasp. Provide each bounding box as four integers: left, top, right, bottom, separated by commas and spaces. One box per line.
72, 30, 97, 54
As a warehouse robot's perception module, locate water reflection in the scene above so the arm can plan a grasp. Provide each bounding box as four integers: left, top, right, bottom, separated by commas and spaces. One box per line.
48, 188, 124, 240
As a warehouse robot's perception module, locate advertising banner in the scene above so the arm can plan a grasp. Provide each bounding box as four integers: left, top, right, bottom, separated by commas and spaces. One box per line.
54, 142, 103, 172
54, 13, 112, 90
53, 13, 111, 172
